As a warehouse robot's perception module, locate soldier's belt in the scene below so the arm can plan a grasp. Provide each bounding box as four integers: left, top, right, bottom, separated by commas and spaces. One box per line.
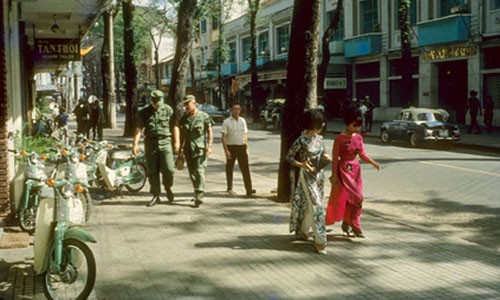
146, 135, 168, 140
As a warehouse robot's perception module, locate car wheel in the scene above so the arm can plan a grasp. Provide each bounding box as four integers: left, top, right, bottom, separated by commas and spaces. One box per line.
380, 129, 391, 143
410, 133, 420, 147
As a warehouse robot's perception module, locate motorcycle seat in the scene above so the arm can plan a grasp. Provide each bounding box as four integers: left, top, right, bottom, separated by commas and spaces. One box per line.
111, 150, 134, 160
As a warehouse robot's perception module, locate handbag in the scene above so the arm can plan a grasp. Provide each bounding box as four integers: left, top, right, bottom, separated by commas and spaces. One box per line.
175, 153, 185, 170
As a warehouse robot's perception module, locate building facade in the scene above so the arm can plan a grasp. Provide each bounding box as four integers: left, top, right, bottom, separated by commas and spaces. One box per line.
1, 0, 111, 219
344, 0, 500, 124
178, 0, 500, 124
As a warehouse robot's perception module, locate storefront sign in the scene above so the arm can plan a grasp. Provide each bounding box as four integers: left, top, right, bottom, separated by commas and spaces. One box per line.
34, 39, 81, 62
422, 45, 477, 61
324, 78, 347, 90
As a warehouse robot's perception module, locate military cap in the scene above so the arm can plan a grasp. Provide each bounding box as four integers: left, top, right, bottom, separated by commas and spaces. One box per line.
150, 90, 164, 103
183, 94, 196, 104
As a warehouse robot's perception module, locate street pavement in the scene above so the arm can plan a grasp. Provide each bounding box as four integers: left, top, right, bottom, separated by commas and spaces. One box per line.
1, 116, 500, 300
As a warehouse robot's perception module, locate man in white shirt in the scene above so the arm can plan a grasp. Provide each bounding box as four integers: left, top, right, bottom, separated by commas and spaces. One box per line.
221, 102, 256, 197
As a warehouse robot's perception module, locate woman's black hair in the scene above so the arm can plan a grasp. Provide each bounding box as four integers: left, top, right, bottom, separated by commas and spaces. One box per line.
303, 108, 325, 130
343, 107, 363, 126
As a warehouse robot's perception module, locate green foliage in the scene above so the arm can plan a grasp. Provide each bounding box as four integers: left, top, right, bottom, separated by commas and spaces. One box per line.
14, 132, 59, 156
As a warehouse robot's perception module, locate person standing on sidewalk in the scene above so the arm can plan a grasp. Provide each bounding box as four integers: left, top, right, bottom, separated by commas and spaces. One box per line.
363, 95, 374, 132
483, 95, 494, 133
221, 102, 256, 197
286, 108, 331, 255
179, 95, 214, 207
467, 90, 482, 134
326, 108, 381, 238
73, 98, 90, 137
89, 99, 105, 141
132, 90, 179, 207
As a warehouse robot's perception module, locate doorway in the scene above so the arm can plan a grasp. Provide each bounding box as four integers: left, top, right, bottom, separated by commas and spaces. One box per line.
438, 60, 467, 123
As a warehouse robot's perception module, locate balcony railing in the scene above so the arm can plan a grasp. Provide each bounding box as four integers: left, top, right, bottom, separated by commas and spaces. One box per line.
417, 14, 471, 47
344, 33, 381, 58
221, 63, 237, 76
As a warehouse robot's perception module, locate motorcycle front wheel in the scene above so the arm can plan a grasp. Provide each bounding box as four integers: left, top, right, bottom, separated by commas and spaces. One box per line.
125, 162, 147, 192
42, 238, 96, 300
78, 191, 93, 223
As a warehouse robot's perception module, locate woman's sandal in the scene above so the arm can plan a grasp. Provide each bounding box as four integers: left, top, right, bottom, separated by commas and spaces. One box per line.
314, 243, 327, 255
352, 228, 365, 238
341, 222, 354, 237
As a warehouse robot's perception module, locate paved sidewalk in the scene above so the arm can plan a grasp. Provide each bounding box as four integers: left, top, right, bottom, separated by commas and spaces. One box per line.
1, 117, 500, 299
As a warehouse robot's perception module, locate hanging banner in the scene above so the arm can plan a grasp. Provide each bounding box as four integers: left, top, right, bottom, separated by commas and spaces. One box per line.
34, 38, 81, 62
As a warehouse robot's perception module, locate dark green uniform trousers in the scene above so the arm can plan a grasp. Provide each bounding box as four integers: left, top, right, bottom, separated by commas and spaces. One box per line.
186, 153, 207, 195
145, 140, 175, 196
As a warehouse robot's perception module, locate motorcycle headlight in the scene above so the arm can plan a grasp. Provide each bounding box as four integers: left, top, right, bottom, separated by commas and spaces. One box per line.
62, 183, 75, 197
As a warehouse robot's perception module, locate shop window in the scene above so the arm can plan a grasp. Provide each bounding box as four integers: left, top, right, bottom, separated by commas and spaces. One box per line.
276, 25, 290, 54
200, 19, 207, 34
389, 79, 418, 107
355, 62, 379, 79
241, 36, 251, 61
326, 10, 345, 41
493, 0, 500, 10
440, 0, 467, 17
228, 42, 236, 63
483, 47, 500, 69
360, 0, 379, 34
395, 0, 417, 27
389, 57, 419, 76
212, 15, 219, 30
258, 31, 269, 56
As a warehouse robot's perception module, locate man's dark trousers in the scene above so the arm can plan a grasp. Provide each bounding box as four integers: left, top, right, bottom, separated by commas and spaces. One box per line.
226, 145, 252, 193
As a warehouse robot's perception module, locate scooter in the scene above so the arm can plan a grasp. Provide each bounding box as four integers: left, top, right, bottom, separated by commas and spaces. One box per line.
10, 150, 48, 234
34, 172, 96, 299
91, 141, 147, 193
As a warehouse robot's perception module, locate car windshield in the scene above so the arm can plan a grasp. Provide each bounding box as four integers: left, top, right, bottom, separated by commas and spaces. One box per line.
416, 112, 443, 122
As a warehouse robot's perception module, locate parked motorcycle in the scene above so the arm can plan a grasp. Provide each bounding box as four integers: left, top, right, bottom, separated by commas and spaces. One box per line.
10, 150, 47, 233
34, 174, 96, 299
86, 141, 147, 193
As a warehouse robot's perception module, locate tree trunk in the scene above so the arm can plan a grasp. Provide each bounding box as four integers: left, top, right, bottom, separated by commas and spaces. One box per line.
123, 0, 137, 137
248, 0, 260, 122
400, 0, 413, 106
102, 10, 116, 129
101, 12, 110, 124
277, 0, 321, 202
318, 0, 343, 104
167, 0, 197, 122
190, 53, 196, 93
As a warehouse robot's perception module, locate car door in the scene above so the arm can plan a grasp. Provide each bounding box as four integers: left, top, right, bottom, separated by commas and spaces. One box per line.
389, 111, 408, 140
397, 111, 413, 139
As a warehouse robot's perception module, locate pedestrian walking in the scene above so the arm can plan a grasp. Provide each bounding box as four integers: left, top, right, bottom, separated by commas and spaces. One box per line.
221, 102, 256, 197
54, 107, 69, 128
90, 99, 105, 140
286, 109, 331, 255
179, 95, 214, 207
132, 90, 179, 207
364, 95, 375, 132
73, 98, 90, 137
325, 108, 381, 238
358, 98, 367, 133
467, 90, 482, 134
483, 95, 494, 133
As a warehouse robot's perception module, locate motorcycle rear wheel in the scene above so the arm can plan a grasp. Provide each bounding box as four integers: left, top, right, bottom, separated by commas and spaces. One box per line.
42, 238, 96, 300
18, 205, 37, 234
125, 162, 147, 192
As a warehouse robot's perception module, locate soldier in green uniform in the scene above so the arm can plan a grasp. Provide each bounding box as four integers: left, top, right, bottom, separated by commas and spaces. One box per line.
179, 95, 214, 207
132, 90, 179, 207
